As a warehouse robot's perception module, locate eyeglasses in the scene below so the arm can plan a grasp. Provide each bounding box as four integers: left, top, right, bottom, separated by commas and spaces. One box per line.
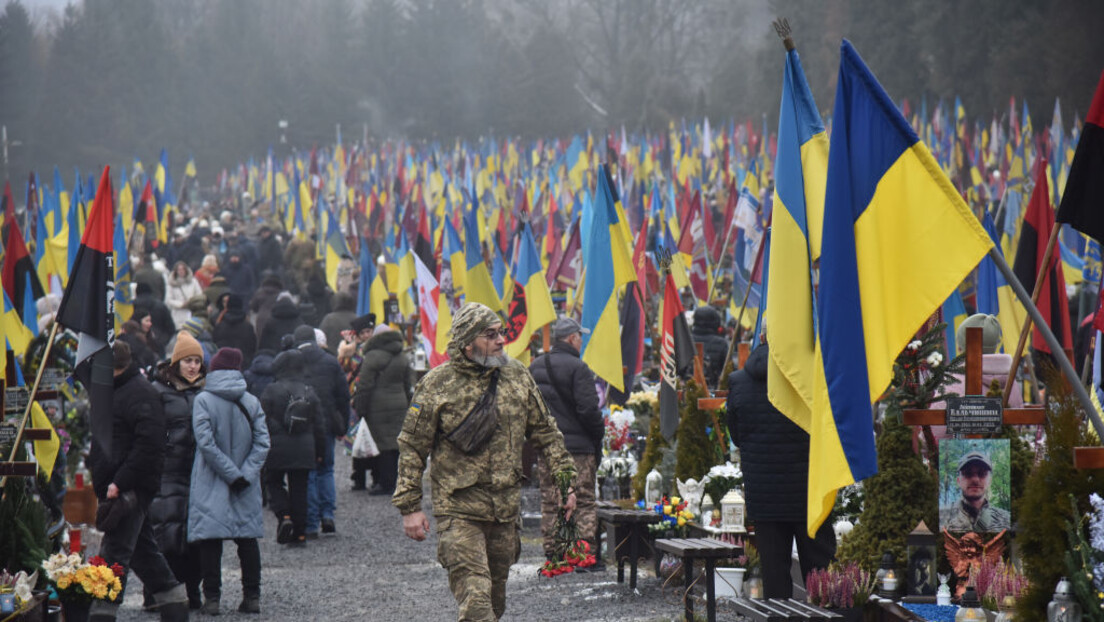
479, 328, 507, 340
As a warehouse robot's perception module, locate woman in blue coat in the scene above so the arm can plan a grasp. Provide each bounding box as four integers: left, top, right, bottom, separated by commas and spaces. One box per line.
188, 348, 270, 616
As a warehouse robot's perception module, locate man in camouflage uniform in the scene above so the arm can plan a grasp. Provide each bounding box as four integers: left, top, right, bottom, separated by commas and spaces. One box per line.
939, 450, 1010, 533
528, 317, 604, 568
394, 302, 577, 622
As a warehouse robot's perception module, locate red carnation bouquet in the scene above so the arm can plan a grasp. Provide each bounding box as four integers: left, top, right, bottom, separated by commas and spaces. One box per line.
538, 471, 597, 578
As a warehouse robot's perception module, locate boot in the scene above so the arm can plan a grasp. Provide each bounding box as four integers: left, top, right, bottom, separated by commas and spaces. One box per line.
238, 596, 261, 614
200, 599, 220, 616
153, 584, 190, 622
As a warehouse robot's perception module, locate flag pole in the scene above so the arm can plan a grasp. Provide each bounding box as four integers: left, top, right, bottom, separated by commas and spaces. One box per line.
0, 321, 60, 492
1002, 223, 1059, 407
989, 245, 1104, 440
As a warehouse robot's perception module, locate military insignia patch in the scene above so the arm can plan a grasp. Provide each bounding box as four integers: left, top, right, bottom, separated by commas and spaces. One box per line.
409, 403, 422, 417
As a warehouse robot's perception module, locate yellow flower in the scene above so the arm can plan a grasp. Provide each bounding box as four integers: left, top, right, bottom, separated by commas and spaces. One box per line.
108, 589, 118, 601
663, 505, 672, 515
94, 585, 108, 599
57, 576, 71, 590
677, 517, 687, 527
671, 496, 681, 505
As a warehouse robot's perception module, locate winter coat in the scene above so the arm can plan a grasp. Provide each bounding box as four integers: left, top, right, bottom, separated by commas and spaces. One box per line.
134, 293, 177, 347
148, 363, 204, 555
249, 282, 283, 339
133, 264, 167, 302
187, 369, 270, 542
166, 265, 204, 327
529, 342, 604, 455
256, 236, 284, 277
212, 309, 257, 367
692, 330, 729, 390
203, 276, 231, 310
222, 260, 256, 302
244, 350, 277, 399
258, 298, 304, 353
298, 343, 351, 436
726, 343, 809, 522
87, 365, 165, 504
352, 331, 413, 452
318, 294, 357, 355
261, 351, 326, 471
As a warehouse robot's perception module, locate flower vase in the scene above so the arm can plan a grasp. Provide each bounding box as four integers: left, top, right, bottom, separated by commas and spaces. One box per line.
714, 567, 746, 598
60, 600, 90, 622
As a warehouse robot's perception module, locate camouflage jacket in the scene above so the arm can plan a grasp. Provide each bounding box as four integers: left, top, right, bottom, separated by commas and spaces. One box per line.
939, 498, 1010, 533
393, 352, 575, 522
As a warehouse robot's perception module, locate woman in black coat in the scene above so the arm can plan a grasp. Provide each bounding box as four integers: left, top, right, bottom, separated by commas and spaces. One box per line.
212, 294, 257, 367
146, 332, 207, 610
261, 349, 327, 545
352, 326, 413, 495
257, 294, 304, 353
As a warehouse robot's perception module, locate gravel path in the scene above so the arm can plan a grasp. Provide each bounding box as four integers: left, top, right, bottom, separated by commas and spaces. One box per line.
115, 451, 741, 621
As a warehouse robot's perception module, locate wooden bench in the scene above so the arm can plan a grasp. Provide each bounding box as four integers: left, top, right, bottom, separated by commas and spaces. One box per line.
654, 537, 742, 622
596, 507, 662, 590
730, 597, 846, 621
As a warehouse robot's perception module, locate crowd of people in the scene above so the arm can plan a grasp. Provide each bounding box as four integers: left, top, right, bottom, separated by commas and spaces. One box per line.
72, 204, 424, 620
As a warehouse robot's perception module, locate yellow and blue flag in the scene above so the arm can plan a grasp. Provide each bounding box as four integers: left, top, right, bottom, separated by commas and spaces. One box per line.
580, 165, 635, 392
808, 41, 993, 536
765, 45, 828, 432
504, 222, 556, 360
463, 192, 502, 312
976, 211, 1026, 355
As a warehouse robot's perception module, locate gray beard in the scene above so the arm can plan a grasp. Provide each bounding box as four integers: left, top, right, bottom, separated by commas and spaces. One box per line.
471, 352, 510, 368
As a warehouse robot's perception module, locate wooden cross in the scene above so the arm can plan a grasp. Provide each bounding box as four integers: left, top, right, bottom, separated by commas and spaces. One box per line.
902, 326, 1046, 431
0, 376, 59, 479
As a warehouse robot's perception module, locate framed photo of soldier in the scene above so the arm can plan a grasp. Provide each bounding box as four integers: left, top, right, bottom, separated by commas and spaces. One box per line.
938, 438, 1011, 534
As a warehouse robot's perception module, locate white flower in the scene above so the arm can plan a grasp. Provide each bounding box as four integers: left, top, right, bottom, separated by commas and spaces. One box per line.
925, 352, 943, 368
907, 340, 923, 352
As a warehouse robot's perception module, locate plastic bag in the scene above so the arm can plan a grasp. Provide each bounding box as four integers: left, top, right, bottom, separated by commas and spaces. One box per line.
351, 417, 380, 458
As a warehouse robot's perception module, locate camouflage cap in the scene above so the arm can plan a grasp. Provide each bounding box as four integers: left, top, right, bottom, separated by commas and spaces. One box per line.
957, 450, 992, 472
449, 302, 501, 350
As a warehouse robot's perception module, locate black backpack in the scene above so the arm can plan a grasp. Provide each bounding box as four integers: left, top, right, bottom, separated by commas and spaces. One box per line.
284, 388, 315, 435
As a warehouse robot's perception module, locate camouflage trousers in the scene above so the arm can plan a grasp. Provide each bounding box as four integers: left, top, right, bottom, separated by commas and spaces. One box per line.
436, 516, 521, 622
538, 453, 598, 558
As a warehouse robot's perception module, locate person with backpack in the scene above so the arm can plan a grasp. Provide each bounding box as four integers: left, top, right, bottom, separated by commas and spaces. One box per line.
260, 349, 326, 546
187, 348, 270, 615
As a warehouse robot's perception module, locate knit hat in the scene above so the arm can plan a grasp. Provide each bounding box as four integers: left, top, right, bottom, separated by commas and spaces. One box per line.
172, 331, 204, 365
955, 313, 1002, 355
182, 317, 206, 337
209, 347, 243, 371
293, 325, 317, 346
350, 313, 376, 333
448, 302, 501, 350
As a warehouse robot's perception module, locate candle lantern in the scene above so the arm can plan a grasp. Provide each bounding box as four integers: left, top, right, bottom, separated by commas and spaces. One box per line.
720, 488, 745, 532
1046, 577, 1082, 622
956, 586, 987, 622
876, 551, 897, 599
906, 520, 937, 598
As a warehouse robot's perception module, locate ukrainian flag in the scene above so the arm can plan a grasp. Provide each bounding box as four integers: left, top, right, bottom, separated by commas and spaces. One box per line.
356, 240, 387, 321
580, 166, 635, 392
765, 45, 827, 433
942, 288, 968, 355
323, 204, 351, 291
976, 211, 1026, 355
504, 223, 556, 360
2, 288, 32, 356
463, 193, 502, 312
113, 210, 133, 329
808, 41, 993, 536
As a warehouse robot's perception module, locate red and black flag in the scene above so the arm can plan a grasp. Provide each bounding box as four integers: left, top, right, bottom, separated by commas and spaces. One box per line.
57, 167, 115, 455
1057, 70, 1104, 243
658, 265, 694, 439
1013, 159, 1073, 355
414, 203, 437, 277
1, 188, 45, 324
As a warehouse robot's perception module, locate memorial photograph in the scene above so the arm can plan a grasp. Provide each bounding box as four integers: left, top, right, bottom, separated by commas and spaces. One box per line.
938, 439, 1012, 534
